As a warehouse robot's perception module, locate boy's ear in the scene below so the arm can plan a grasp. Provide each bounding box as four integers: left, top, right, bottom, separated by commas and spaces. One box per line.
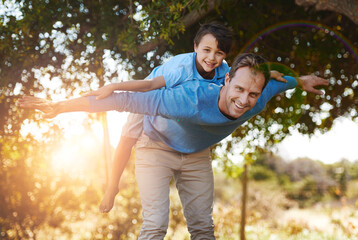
194, 43, 198, 52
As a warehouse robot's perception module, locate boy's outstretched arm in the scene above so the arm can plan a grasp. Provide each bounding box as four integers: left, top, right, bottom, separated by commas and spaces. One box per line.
100, 136, 137, 213
84, 76, 166, 100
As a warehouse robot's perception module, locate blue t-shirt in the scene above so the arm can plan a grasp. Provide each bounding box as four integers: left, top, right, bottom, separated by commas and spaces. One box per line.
89, 76, 297, 153
148, 52, 230, 87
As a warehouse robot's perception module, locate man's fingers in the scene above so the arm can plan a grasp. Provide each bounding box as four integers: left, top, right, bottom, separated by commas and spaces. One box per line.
20, 96, 45, 102
306, 87, 324, 95
319, 78, 329, 86
311, 76, 329, 86
18, 96, 48, 106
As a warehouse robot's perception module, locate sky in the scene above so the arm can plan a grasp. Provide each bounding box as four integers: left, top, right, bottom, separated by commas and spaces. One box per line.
276, 116, 358, 163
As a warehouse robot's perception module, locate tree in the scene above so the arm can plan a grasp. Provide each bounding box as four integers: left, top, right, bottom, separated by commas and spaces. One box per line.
1, 0, 357, 238
295, 0, 358, 24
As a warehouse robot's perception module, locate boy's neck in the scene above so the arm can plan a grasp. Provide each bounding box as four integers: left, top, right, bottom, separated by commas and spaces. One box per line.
195, 57, 215, 80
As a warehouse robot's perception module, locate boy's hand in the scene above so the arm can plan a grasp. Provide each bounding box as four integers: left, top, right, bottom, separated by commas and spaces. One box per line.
17, 96, 58, 118
83, 84, 116, 100
270, 70, 287, 83
297, 75, 329, 95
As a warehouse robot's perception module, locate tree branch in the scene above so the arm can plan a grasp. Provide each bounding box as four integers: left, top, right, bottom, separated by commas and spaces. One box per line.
295, 0, 358, 24
136, 0, 217, 55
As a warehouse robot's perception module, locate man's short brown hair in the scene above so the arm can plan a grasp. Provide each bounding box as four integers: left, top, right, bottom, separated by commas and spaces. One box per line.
229, 53, 271, 90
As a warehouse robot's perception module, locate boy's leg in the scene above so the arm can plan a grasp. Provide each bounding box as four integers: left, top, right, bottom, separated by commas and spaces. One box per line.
174, 148, 215, 240
99, 136, 137, 212
135, 134, 182, 240
100, 113, 144, 212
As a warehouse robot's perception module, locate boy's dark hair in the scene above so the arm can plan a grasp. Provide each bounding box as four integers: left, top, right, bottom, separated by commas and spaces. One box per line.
229, 53, 271, 90
194, 22, 233, 54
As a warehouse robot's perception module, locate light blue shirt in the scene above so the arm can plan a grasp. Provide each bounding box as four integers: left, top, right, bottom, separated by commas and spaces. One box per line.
89, 76, 297, 153
147, 52, 230, 87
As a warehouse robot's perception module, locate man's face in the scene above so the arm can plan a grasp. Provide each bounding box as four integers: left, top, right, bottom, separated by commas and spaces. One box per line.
218, 66, 265, 119
194, 33, 226, 76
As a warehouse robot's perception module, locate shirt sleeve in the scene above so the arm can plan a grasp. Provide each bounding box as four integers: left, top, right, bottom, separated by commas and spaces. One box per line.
260, 76, 297, 102
162, 64, 193, 88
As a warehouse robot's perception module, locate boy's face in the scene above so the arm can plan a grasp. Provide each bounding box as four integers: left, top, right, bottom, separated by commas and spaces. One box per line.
194, 34, 226, 76
218, 66, 264, 119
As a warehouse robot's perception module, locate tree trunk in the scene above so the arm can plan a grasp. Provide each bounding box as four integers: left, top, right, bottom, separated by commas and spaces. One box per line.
101, 112, 112, 189
137, 0, 218, 55
240, 163, 248, 240
295, 0, 358, 24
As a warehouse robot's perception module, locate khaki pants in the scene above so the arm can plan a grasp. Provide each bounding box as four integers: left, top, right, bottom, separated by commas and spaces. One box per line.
135, 133, 215, 240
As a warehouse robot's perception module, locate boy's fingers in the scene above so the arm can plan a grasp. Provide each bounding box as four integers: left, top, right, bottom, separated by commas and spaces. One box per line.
83, 91, 97, 96
279, 77, 287, 82
96, 93, 110, 100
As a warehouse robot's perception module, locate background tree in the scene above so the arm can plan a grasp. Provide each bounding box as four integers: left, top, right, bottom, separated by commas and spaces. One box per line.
1, 0, 357, 238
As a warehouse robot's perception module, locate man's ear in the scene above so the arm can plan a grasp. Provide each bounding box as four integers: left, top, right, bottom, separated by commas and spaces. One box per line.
224, 72, 230, 85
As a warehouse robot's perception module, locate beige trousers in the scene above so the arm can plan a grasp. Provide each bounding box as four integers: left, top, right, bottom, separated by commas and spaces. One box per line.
135, 133, 215, 240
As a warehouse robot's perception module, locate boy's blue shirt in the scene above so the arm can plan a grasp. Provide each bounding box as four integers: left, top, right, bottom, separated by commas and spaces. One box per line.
89, 75, 297, 153
148, 52, 230, 87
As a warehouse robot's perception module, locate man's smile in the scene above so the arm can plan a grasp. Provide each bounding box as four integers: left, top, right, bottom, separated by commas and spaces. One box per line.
234, 101, 246, 110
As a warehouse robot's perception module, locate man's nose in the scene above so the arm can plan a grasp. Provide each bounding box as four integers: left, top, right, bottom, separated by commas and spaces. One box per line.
239, 94, 249, 105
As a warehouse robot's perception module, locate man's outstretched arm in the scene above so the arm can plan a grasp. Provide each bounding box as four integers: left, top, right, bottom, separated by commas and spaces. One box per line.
17, 95, 91, 118
296, 75, 329, 95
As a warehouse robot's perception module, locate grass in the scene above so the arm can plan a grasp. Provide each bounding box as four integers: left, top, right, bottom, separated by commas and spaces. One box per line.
35, 172, 358, 239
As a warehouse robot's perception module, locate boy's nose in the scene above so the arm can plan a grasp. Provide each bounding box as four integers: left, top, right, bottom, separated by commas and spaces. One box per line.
208, 52, 215, 60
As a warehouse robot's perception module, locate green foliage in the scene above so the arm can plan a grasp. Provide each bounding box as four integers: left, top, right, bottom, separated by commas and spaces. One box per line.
285, 176, 324, 207
1, 0, 358, 238
249, 165, 276, 181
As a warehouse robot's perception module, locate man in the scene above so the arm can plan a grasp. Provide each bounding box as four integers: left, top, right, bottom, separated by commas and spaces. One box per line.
18, 53, 328, 239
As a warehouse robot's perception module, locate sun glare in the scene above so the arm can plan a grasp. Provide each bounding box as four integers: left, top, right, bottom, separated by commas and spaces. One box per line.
49, 111, 130, 175
51, 130, 101, 176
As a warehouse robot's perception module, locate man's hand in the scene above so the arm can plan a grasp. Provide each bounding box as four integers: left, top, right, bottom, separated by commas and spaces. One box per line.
270, 70, 287, 83
83, 84, 116, 100
17, 96, 58, 118
297, 75, 329, 95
